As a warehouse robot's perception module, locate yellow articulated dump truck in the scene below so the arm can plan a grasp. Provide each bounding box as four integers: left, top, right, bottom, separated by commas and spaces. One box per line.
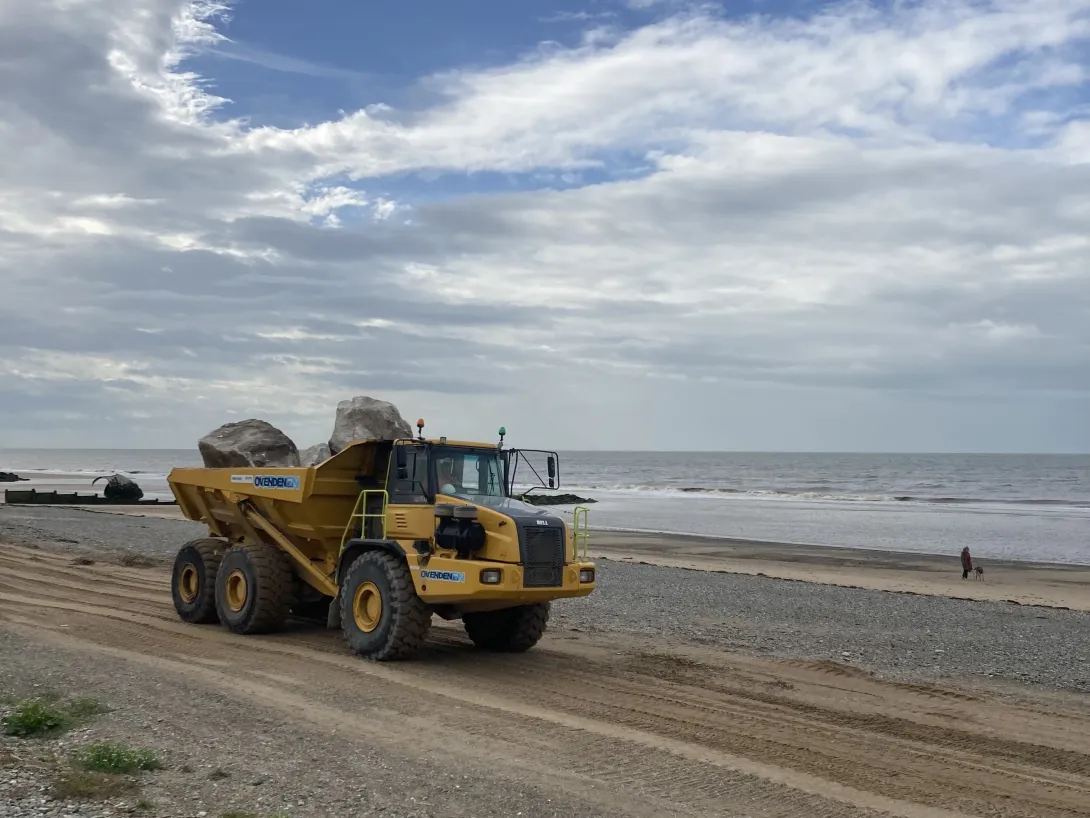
166, 423, 595, 660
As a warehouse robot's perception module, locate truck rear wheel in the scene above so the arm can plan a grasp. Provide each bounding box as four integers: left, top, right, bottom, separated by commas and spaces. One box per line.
463, 603, 550, 652
214, 543, 292, 635
339, 551, 431, 660
172, 538, 226, 624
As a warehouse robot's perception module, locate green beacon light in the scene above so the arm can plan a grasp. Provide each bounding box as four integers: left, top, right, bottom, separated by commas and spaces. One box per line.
498, 426, 506, 448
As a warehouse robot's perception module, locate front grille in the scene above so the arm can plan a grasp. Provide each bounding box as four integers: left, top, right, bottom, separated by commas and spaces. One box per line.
522, 525, 564, 587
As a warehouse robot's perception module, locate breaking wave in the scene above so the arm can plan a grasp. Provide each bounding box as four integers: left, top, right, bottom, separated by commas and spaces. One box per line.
562, 483, 1090, 509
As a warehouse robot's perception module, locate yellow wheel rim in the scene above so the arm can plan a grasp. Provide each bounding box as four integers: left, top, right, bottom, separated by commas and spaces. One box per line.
225, 569, 248, 612
352, 581, 382, 633
178, 563, 199, 604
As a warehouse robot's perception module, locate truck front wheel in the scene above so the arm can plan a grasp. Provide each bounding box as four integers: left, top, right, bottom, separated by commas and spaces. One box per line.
339, 551, 432, 660
463, 603, 550, 652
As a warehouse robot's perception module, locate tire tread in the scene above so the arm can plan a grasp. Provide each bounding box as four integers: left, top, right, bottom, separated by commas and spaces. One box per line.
464, 602, 550, 652
173, 537, 226, 624
216, 542, 293, 634
339, 550, 431, 660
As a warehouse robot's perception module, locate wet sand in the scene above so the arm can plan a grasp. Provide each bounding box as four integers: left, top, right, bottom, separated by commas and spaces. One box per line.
590, 530, 1090, 611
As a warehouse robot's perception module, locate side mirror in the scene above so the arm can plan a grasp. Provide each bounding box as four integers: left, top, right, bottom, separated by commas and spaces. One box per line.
547, 455, 556, 488
395, 446, 408, 480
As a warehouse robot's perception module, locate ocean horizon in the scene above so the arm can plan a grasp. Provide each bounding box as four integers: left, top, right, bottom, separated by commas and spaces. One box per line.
3, 448, 1088, 565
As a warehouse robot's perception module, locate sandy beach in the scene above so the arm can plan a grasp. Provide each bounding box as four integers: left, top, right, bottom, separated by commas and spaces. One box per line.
590, 530, 1090, 612
4, 472, 1087, 612
2, 504, 1089, 817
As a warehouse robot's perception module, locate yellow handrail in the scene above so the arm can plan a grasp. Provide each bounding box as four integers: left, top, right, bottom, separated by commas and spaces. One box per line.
339, 490, 389, 554
572, 505, 590, 562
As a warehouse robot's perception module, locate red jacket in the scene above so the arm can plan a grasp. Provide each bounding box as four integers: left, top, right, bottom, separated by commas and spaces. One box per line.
961, 549, 972, 571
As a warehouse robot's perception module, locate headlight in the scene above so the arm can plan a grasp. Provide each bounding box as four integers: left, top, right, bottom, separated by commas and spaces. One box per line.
480, 569, 502, 585
579, 568, 595, 583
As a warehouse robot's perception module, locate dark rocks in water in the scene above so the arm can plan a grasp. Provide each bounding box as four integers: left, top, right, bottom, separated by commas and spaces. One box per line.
0, 471, 28, 482
517, 493, 597, 506
93, 474, 144, 501
198, 419, 301, 468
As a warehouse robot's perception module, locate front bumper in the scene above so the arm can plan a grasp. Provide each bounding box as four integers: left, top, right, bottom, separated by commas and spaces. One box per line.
407, 554, 596, 608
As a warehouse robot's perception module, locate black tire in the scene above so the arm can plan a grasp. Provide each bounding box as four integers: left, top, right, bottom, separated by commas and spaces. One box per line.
171, 538, 226, 624
463, 603, 550, 652
339, 551, 431, 660
214, 543, 292, 635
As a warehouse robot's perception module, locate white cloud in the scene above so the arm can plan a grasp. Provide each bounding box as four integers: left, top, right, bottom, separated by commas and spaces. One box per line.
237, 0, 1090, 179
950, 320, 1044, 344
540, 10, 618, 23
0, 0, 1088, 450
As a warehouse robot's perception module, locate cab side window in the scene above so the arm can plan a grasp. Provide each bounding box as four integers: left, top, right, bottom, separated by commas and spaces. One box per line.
387, 446, 429, 504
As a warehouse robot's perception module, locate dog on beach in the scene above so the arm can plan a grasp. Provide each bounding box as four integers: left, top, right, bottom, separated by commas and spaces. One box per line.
973, 565, 985, 581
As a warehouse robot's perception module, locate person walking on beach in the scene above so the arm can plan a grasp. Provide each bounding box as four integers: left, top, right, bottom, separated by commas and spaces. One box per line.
961, 546, 973, 580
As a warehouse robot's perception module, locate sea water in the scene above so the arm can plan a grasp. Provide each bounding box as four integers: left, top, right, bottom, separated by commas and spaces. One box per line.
2, 449, 1087, 564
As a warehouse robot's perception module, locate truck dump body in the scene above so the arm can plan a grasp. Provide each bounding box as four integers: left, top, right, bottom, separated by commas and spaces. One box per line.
166, 435, 595, 659
169, 441, 386, 588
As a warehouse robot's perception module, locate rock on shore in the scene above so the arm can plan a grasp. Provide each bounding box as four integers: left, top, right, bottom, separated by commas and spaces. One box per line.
92, 473, 144, 500
518, 492, 597, 506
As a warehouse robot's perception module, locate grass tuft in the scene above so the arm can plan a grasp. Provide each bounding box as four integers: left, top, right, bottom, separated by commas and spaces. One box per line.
2, 698, 71, 737
2, 694, 108, 737
73, 741, 162, 774
208, 766, 231, 780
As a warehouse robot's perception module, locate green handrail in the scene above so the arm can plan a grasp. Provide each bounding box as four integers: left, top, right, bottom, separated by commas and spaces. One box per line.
572, 505, 590, 562
340, 490, 389, 554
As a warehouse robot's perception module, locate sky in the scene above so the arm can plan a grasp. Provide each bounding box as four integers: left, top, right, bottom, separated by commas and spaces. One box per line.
1, 0, 1089, 453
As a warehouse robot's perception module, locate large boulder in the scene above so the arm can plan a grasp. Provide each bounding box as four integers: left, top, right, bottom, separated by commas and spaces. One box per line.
328, 396, 412, 455
300, 442, 332, 467
198, 419, 301, 468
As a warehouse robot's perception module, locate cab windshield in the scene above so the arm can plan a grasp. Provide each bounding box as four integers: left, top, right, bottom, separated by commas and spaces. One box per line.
433, 446, 507, 498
